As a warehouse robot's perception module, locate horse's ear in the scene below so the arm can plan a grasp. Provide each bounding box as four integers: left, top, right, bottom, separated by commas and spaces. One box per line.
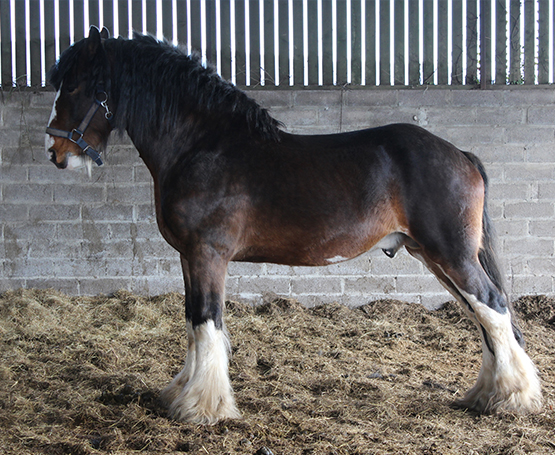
87, 26, 101, 54
100, 27, 110, 40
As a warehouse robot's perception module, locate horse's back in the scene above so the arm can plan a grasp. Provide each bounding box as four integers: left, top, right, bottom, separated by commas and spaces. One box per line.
263, 123, 481, 208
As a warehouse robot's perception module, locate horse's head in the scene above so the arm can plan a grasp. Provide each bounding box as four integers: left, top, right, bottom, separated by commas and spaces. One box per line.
46, 26, 113, 171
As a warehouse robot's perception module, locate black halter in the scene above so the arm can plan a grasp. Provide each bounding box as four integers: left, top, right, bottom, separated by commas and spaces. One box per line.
45, 88, 113, 166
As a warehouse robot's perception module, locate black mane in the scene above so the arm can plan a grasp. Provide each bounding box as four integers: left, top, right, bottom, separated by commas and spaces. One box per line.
49, 37, 110, 96
50, 33, 282, 144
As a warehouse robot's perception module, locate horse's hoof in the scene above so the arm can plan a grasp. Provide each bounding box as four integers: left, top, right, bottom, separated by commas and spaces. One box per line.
455, 382, 543, 415
159, 384, 181, 409
168, 397, 242, 425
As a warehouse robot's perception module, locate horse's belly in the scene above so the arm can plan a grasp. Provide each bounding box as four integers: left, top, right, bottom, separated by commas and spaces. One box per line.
234, 230, 408, 267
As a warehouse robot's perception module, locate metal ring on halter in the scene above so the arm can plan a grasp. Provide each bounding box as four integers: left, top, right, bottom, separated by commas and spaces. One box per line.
96, 91, 113, 120
96, 91, 108, 103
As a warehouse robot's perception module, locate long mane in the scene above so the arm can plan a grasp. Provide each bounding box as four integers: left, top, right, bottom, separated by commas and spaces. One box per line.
48, 38, 110, 96
50, 33, 282, 144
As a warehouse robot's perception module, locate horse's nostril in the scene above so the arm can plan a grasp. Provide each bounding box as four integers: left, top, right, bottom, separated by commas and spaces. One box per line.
49, 149, 67, 169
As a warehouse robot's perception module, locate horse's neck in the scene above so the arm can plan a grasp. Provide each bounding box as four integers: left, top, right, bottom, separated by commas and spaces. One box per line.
108, 43, 242, 174
128, 136, 174, 179
121, 106, 215, 178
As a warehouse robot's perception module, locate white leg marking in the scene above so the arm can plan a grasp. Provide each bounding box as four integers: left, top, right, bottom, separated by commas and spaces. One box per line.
458, 291, 542, 414
166, 321, 241, 424
404, 251, 541, 413
160, 321, 196, 406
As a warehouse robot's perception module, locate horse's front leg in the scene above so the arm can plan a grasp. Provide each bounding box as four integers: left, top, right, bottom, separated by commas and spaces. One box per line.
160, 251, 241, 424
159, 256, 196, 407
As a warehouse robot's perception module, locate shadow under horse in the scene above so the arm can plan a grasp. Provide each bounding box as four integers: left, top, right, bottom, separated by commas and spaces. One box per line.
45, 27, 542, 424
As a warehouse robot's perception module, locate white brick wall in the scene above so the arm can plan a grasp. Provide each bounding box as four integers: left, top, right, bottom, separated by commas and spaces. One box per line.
1, 87, 555, 308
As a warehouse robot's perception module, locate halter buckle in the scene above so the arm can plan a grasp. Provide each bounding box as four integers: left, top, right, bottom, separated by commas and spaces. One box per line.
69, 129, 84, 144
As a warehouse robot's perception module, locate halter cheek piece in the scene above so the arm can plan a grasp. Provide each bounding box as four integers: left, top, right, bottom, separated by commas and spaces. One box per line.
45, 88, 113, 166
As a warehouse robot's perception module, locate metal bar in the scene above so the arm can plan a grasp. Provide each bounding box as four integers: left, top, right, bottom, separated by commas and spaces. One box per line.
480, 0, 489, 88
537, 0, 550, 83
393, 0, 405, 85
451, 0, 463, 84
495, 0, 507, 84
523, 0, 534, 83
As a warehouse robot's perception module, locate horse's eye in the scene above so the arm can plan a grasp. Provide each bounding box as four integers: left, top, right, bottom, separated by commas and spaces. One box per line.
64, 82, 79, 93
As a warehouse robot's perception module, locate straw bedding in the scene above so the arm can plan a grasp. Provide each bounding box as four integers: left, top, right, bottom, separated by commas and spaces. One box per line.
0, 289, 553, 454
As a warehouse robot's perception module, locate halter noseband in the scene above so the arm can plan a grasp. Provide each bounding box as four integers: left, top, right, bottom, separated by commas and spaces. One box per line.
46, 88, 113, 166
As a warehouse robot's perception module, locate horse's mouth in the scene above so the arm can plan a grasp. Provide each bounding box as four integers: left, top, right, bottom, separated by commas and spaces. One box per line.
48, 148, 68, 169
49, 148, 94, 175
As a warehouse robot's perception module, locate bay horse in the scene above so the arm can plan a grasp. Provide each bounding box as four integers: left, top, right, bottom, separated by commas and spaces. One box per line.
45, 27, 542, 424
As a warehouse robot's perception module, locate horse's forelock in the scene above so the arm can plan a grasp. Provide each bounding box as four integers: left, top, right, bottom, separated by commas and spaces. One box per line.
48, 40, 84, 90
48, 36, 109, 95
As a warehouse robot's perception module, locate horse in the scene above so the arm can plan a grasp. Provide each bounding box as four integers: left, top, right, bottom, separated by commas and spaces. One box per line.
45, 26, 542, 424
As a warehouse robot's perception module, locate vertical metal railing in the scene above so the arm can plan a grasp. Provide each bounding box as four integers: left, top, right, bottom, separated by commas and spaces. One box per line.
0, 0, 553, 89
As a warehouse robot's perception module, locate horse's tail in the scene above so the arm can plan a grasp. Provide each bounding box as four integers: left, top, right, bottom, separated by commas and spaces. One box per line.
464, 152, 524, 345
463, 152, 506, 296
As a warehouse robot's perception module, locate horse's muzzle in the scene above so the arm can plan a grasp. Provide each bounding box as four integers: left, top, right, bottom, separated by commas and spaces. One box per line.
48, 148, 67, 169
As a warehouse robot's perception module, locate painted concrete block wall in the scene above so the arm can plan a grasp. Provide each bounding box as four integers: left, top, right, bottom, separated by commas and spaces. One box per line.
1, 87, 555, 309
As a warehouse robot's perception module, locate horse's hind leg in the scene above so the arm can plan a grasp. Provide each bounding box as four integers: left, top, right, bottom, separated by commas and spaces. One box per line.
406, 247, 542, 414
454, 280, 541, 414
160, 253, 240, 424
